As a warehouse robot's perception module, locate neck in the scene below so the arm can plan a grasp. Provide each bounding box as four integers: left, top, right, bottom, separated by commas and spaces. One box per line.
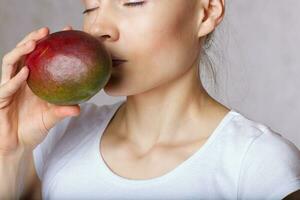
115, 62, 225, 152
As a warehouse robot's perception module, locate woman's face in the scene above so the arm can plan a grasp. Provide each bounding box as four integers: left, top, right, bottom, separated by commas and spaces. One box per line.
82, 0, 203, 96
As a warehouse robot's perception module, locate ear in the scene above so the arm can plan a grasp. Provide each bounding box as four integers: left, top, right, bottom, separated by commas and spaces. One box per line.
197, 0, 225, 38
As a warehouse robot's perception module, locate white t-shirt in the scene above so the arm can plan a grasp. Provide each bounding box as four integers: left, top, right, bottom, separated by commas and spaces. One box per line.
33, 100, 300, 200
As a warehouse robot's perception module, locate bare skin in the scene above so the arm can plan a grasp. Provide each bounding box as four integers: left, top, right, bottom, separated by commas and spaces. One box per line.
100, 100, 230, 179
82, 0, 228, 179
0, 25, 80, 199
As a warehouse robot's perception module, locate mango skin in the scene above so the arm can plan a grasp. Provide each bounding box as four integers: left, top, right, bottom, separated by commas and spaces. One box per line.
24, 30, 112, 105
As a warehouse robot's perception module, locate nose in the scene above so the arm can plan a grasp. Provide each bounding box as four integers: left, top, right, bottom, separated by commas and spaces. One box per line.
89, 25, 119, 43
87, 11, 119, 43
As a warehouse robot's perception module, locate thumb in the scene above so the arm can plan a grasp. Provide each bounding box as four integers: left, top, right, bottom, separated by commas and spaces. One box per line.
42, 104, 81, 132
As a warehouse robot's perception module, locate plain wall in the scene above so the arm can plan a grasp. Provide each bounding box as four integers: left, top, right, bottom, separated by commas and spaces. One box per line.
0, 0, 299, 148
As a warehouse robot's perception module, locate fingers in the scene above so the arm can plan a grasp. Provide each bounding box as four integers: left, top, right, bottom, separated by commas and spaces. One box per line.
16, 25, 72, 48
1, 27, 48, 86
42, 104, 80, 133
16, 27, 49, 48
0, 66, 29, 102
1, 41, 36, 85
62, 25, 73, 31
1, 25, 73, 86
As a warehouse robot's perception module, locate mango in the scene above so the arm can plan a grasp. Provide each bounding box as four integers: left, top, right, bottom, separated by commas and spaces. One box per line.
24, 30, 112, 105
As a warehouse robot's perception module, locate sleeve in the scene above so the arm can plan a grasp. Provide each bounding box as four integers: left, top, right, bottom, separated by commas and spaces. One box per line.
32, 116, 73, 181
237, 127, 300, 200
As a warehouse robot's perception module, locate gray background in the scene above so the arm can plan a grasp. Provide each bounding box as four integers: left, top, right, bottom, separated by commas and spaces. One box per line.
0, 0, 299, 148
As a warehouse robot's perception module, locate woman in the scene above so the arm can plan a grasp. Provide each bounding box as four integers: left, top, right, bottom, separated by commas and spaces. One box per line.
0, 0, 299, 199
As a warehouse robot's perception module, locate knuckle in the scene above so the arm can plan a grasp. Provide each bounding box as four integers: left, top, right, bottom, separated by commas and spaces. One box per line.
26, 40, 35, 45
28, 39, 35, 44
20, 40, 35, 51
24, 40, 33, 48
2, 48, 22, 66
17, 29, 40, 48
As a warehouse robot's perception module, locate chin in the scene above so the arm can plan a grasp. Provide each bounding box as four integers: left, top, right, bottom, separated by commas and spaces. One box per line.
103, 73, 164, 97
103, 82, 148, 97
103, 81, 132, 97
103, 84, 124, 97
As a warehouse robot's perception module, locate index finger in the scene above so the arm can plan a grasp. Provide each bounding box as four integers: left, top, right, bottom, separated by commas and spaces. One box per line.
16, 27, 49, 48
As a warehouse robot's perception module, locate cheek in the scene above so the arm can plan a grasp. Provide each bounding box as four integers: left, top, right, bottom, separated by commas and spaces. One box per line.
83, 18, 92, 33
131, 11, 199, 81
82, 13, 100, 33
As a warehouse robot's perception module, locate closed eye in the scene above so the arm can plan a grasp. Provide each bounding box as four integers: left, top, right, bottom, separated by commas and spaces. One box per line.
82, 1, 145, 14
82, 7, 99, 14
124, 1, 145, 7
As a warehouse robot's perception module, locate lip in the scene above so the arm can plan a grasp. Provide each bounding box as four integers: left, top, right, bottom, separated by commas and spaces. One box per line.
112, 59, 127, 67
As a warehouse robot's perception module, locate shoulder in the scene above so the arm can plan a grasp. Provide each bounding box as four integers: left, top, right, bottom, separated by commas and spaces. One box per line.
231, 111, 300, 199
227, 110, 271, 138
230, 111, 299, 163
223, 110, 298, 153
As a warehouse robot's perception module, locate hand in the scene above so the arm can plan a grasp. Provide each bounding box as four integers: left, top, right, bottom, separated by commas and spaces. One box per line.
0, 25, 80, 157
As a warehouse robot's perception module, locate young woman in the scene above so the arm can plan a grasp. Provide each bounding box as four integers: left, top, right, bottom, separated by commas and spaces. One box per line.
1, 0, 299, 199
